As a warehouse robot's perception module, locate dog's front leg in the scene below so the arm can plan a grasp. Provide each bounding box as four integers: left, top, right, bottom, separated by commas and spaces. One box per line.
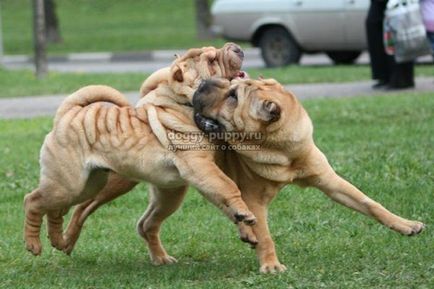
241, 192, 286, 274
301, 148, 425, 236
174, 152, 256, 226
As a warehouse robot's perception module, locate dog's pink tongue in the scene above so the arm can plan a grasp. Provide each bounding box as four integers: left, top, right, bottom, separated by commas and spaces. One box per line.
236, 71, 249, 79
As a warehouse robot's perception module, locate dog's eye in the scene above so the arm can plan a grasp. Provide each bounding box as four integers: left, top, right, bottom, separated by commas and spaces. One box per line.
208, 58, 216, 64
228, 89, 238, 100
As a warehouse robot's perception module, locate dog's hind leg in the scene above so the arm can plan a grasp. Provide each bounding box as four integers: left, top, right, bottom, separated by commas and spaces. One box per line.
43, 185, 77, 252
63, 199, 93, 254
137, 185, 187, 265
47, 208, 69, 251
298, 147, 425, 236
23, 189, 45, 255
63, 169, 123, 254
310, 170, 425, 235
63, 174, 138, 254
24, 183, 76, 255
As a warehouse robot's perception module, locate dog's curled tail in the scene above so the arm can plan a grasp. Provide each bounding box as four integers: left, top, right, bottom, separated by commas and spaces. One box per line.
55, 85, 131, 121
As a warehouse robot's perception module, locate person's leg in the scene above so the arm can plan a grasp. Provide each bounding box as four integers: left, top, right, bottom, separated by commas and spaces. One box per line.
366, 0, 390, 86
388, 61, 415, 89
427, 31, 434, 60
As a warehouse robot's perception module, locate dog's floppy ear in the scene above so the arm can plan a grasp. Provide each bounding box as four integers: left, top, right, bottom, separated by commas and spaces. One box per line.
259, 100, 281, 122
172, 64, 184, 82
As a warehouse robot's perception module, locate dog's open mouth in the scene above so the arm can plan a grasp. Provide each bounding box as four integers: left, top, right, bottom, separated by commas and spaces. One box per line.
194, 113, 224, 134
230, 70, 249, 81
237, 71, 248, 79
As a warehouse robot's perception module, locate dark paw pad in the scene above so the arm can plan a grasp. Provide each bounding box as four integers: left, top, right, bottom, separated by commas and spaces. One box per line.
243, 218, 256, 226
409, 224, 425, 236
240, 236, 258, 247
234, 213, 245, 222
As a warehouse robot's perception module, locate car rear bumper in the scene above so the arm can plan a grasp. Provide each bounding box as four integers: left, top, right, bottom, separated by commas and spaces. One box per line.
210, 24, 224, 37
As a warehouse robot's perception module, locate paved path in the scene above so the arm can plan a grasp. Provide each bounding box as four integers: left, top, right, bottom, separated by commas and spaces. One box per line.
3, 49, 432, 73
2, 49, 344, 73
1, 77, 433, 119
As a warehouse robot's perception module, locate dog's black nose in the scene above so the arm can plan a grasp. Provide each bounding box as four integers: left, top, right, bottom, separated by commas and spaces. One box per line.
238, 49, 244, 59
197, 79, 219, 94
231, 45, 244, 60
236, 48, 244, 59
230, 44, 244, 59
226, 42, 244, 60
197, 80, 207, 92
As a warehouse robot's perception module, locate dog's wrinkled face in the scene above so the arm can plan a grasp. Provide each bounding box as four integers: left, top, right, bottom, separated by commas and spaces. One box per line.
193, 78, 294, 136
170, 43, 246, 90
217, 42, 245, 79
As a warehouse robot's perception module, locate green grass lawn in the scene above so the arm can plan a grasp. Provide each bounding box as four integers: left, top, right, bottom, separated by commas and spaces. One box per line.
1, 65, 434, 98
0, 68, 148, 98
0, 92, 433, 288
1, 0, 229, 55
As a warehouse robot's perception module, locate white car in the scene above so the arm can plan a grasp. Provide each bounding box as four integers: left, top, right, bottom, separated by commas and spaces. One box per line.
211, 0, 369, 67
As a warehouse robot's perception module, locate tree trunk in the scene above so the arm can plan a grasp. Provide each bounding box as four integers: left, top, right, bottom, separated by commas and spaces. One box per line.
0, 1, 4, 63
32, 0, 48, 78
44, 0, 62, 43
195, 0, 213, 40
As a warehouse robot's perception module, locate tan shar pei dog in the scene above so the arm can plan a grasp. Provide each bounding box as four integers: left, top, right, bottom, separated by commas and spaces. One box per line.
190, 77, 425, 273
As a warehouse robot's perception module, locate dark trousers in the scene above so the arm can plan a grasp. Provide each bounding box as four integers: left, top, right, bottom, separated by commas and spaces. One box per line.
365, 0, 414, 87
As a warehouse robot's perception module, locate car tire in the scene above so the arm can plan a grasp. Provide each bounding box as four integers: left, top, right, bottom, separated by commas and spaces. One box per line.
259, 27, 301, 67
326, 51, 362, 65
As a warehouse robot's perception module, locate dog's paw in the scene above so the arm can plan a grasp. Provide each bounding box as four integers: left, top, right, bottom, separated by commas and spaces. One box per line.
406, 221, 425, 236
234, 211, 257, 226
390, 220, 425, 236
151, 254, 178, 266
62, 234, 78, 255
259, 262, 287, 274
49, 236, 66, 251
238, 223, 258, 247
25, 237, 42, 256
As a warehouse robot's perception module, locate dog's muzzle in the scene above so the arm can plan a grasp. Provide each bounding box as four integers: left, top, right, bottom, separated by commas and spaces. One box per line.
194, 113, 224, 133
